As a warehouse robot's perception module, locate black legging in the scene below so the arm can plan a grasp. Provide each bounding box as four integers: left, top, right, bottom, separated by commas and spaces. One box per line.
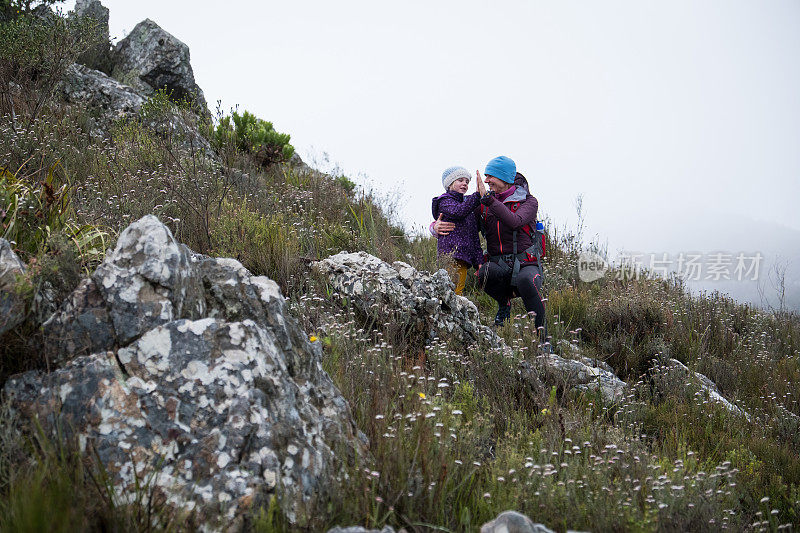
477, 261, 547, 338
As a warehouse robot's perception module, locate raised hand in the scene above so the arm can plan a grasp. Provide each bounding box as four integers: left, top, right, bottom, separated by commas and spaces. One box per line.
476, 170, 487, 197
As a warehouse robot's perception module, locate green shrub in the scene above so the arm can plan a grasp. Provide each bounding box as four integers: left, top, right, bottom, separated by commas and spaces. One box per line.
212, 198, 302, 291
213, 110, 294, 166
334, 174, 357, 195
0, 8, 103, 123
0, 164, 107, 264
0, 1, 61, 22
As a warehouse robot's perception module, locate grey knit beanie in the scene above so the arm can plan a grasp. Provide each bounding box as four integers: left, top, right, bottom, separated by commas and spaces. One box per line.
442, 166, 471, 191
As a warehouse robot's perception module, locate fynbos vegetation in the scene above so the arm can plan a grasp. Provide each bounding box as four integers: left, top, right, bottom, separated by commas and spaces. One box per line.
0, 2, 798, 532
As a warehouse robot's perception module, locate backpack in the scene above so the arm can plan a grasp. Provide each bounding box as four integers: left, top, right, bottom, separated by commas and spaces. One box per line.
514, 173, 546, 260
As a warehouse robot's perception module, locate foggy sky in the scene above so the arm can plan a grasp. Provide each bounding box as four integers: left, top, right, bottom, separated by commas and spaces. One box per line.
61, 0, 800, 308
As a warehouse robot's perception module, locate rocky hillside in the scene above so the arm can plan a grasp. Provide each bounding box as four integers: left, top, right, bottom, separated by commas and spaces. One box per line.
1, 2, 799, 532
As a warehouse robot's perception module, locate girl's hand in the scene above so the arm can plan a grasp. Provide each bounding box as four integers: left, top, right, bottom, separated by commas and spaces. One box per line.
476, 170, 487, 197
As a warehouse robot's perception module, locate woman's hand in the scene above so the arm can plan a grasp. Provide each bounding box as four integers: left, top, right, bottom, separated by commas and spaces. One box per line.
476, 170, 487, 197
433, 213, 455, 236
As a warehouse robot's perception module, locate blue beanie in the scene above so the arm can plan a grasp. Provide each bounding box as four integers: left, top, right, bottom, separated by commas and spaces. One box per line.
484, 156, 516, 184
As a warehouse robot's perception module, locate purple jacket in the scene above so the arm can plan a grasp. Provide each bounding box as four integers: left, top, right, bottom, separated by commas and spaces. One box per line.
431, 190, 483, 268
480, 186, 539, 260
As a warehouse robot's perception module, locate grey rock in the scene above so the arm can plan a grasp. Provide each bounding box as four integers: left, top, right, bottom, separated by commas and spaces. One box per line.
61, 63, 145, 124
59, 63, 215, 160
540, 354, 627, 403
289, 152, 314, 175
314, 251, 503, 350
0, 239, 26, 337
42, 278, 115, 361
30, 4, 57, 22
480, 510, 555, 533
73, 0, 109, 37
661, 359, 750, 420
5, 216, 366, 528
577, 354, 614, 374
91, 214, 206, 345
70, 0, 112, 73
111, 18, 208, 115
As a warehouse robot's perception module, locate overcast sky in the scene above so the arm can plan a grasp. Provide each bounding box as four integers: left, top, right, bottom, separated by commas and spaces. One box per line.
62, 0, 800, 306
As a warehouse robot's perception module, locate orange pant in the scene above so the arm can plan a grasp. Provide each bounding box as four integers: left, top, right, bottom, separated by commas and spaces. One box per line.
447, 259, 470, 295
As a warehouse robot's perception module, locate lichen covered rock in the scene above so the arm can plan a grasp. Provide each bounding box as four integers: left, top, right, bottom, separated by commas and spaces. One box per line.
70, 0, 112, 72
480, 510, 555, 533
5, 216, 366, 528
111, 18, 208, 114
61, 63, 145, 123
314, 251, 503, 350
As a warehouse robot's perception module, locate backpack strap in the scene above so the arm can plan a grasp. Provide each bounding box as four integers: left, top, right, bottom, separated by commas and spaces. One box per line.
511, 229, 520, 288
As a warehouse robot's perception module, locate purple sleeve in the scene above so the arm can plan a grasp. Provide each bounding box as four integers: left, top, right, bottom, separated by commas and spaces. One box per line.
484, 195, 538, 229
437, 192, 481, 221
429, 221, 437, 236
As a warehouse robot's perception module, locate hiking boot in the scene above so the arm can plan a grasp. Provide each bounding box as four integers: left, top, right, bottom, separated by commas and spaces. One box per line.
494, 303, 512, 326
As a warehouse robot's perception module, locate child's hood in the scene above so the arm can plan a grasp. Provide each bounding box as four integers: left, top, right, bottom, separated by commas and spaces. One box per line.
431, 190, 463, 218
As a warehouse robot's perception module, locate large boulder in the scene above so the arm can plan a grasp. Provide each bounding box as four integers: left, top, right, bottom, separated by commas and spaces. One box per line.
5, 215, 366, 528
111, 19, 208, 115
70, 0, 112, 73
0, 239, 26, 337
60, 63, 215, 156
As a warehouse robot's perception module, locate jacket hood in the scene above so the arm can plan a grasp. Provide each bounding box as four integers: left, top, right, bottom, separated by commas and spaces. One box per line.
503, 186, 528, 203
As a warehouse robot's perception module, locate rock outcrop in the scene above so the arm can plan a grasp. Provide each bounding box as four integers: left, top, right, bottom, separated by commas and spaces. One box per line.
4, 216, 366, 528
111, 18, 208, 115
61, 63, 145, 122
314, 251, 504, 350
529, 354, 626, 402
70, 0, 112, 73
0, 239, 27, 336
314, 251, 627, 403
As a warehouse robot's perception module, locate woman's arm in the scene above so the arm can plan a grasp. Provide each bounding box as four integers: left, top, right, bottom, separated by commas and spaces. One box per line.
483, 195, 538, 229
430, 214, 456, 236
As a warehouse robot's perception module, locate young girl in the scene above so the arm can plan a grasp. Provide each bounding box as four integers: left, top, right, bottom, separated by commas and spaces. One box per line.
431, 166, 484, 295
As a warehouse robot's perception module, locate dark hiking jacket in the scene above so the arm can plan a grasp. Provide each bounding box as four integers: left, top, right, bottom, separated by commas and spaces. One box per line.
480, 185, 539, 262
431, 190, 483, 268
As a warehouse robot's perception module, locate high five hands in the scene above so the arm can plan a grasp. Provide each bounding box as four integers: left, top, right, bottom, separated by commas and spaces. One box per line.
475, 170, 487, 197
434, 170, 487, 236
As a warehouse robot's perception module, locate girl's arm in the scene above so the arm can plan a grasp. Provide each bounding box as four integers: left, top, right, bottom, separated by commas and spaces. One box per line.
438, 192, 481, 221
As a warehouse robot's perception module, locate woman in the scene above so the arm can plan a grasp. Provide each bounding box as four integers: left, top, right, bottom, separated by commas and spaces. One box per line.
476, 156, 546, 335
